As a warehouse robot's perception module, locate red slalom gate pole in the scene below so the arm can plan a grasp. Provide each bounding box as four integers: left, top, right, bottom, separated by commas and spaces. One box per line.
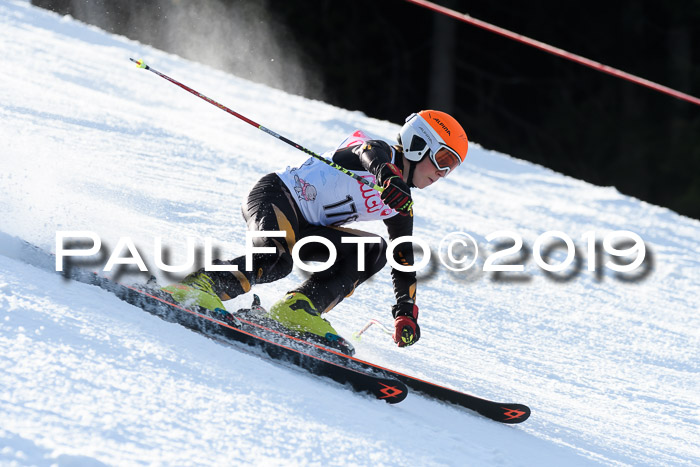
403, 0, 700, 107
130, 58, 384, 191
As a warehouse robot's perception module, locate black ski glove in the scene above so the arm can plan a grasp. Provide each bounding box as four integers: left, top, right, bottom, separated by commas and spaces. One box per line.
391, 301, 420, 347
378, 163, 413, 216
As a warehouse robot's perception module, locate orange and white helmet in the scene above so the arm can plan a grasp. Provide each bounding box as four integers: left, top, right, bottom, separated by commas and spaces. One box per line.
397, 110, 468, 176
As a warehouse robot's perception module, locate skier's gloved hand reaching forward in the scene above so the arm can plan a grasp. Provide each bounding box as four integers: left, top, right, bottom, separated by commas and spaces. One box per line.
391, 301, 420, 347
378, 163, 413, 216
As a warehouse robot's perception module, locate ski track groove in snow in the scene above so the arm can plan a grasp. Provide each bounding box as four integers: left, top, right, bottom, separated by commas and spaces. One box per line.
1, 0, 699, 465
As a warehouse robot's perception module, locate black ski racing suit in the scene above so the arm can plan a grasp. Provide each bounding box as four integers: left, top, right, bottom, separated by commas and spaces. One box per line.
206, 140, 417, 314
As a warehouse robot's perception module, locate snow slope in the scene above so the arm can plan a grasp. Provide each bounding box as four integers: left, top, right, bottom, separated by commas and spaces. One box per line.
1, 1, 699, 465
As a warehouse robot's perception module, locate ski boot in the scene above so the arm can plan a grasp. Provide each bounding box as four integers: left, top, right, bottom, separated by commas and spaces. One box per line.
267, 292, 354, 355
161, 271, 226, 312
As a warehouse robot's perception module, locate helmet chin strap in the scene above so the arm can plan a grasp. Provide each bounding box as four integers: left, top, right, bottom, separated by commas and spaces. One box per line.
395, 146, 417, 188
407, 160, 418, 188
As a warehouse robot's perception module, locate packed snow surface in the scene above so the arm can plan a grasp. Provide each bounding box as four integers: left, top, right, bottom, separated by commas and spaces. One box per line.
1, 1, 698, 465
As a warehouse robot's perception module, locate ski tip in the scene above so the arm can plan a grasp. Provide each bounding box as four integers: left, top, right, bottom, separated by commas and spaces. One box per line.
376, 379, 408, 404
497, 404, 531, 424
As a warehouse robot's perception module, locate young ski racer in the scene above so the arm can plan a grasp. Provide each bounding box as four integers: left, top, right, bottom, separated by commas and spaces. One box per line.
162, 110, 468, 348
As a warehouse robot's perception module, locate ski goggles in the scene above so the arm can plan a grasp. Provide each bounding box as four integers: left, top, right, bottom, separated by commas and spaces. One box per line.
431, 146, 462, 175
406, 134, 462, 176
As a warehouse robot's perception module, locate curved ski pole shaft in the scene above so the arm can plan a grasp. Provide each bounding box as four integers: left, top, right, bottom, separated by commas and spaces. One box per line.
353, 319, 393, 341
130, 58, 383, 192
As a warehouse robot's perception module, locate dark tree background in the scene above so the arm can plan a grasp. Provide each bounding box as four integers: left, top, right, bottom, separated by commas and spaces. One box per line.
32, 0, 700, 219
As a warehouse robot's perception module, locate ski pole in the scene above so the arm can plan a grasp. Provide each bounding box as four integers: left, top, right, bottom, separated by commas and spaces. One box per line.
130, 58, 383, 192
352, 319, 394, 341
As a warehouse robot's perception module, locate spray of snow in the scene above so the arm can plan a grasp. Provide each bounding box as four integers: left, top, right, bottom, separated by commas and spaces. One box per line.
59, 0, 324, 99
